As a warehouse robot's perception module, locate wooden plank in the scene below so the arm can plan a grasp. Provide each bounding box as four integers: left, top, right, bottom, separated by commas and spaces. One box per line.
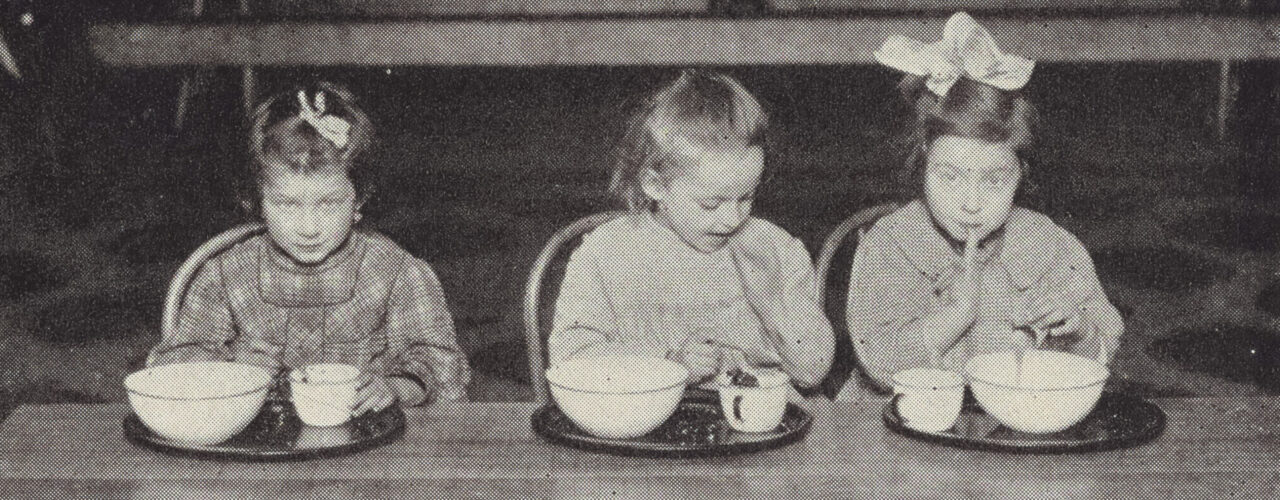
256, 0, 709, 16
770, 0, 1187, 11
89, 15, 1280, 67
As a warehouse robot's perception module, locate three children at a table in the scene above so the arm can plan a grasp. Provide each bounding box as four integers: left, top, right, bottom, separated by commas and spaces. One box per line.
147, 11, 1124, 406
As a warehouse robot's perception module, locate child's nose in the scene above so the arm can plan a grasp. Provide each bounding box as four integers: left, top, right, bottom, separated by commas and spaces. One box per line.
716, 203, 745, 228
297, 209, 322, 236
961, 186, 982, 215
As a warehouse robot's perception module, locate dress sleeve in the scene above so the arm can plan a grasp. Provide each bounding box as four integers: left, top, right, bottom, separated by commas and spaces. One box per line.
382, 259, 470, 404
546, 235, 635, 362
761, 235, 835, 388
147, 262, 237, 366
845, 226, 938, 391
1038, 239, 1124, 364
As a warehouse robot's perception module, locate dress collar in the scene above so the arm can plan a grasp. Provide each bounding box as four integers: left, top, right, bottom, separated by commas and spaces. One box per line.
259, 231, 366, 307
639, 210, 729, 256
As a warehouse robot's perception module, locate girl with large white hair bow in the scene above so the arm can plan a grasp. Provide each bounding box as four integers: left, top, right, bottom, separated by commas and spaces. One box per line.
839, 13, 1123, 397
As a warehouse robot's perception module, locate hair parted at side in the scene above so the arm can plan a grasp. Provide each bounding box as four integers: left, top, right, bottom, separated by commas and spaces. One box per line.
898, 75, 1039, 195
240, 81, 375, 215
610, 69, 768, 211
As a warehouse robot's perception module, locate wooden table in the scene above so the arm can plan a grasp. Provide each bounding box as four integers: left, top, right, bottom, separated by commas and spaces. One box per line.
1, 398, 1277, 499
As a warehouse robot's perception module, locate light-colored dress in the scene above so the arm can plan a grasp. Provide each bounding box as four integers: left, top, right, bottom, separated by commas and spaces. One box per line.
549, 212, 834, 389
148, 230, 470, 404
845, 200, 1123, 391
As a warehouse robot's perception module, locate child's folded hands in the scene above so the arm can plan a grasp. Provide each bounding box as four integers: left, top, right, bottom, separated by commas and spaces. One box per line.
951, 229, 983, 313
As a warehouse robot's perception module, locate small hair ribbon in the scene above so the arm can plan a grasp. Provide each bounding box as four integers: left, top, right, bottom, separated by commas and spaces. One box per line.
297, 90, 351, 149
874, 12, 1034, 97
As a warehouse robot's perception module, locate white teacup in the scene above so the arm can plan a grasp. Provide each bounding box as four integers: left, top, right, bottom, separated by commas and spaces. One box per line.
716, 369, 789, 433
892, 368, 965, 433
290, 363, 361, 427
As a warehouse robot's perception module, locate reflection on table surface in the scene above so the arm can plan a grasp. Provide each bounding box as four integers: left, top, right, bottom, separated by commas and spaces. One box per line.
1, 396, 1277, 499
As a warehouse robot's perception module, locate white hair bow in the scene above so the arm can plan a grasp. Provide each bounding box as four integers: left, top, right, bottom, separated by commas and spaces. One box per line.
874, 12, 1034, 97
297, 91, 351, 149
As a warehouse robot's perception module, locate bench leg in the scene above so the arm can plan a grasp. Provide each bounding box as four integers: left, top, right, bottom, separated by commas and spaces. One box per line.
1217, 60, 1238, 141
242, 66, 256, 117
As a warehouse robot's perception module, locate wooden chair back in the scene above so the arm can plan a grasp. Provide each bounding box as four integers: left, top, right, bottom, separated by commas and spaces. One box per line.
151, 223, 266, 365
815, 203, 900, 398
522, 212, 626, 403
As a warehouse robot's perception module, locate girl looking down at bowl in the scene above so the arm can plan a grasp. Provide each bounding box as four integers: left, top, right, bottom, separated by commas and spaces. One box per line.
549, 70, 835, 391
148, 82, 469, 412
841, 13, 1123, 395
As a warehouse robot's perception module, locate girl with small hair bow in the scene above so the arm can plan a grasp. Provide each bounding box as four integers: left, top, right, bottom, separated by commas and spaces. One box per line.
839, 13, 1123, 397
149, 82, 470, 412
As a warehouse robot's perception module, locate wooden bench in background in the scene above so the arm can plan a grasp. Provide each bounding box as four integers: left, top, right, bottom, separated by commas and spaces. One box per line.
89, 1, 1279, 136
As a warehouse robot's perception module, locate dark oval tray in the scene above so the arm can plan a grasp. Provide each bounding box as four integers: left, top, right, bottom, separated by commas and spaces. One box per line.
123, 399, 404, 462
883, 391, 1165, 454
532, 390, 812, 458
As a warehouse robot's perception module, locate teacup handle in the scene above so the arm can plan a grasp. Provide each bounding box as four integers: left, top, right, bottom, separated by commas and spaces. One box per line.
890, 393, 907, 425
730, 395, 746, 427
1088, 323, 1110, 364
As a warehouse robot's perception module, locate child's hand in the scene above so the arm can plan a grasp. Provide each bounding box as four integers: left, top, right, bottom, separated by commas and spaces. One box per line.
353, 372, 397, 416
673, 340, 722, 385
1017, 294, 1083, 338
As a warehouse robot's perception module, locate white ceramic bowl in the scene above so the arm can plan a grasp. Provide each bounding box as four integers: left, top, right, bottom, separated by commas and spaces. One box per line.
546, 356, 688, 439
964, 350, 1109, 434
125, 362, 273, 445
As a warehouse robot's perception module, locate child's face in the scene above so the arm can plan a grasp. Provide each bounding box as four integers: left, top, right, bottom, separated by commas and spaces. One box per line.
923, 135, 1020, 243
644, 146, 764, 253
259, 165, 359, 265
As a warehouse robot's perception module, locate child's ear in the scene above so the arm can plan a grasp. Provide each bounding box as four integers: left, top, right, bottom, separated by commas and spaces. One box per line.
639, 168, 667, 202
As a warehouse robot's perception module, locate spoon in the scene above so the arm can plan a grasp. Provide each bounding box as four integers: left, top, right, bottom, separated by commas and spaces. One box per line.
1015, 324, 1057, 386
1015, 340, 1029, 387
1033, 327, 1048, 350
